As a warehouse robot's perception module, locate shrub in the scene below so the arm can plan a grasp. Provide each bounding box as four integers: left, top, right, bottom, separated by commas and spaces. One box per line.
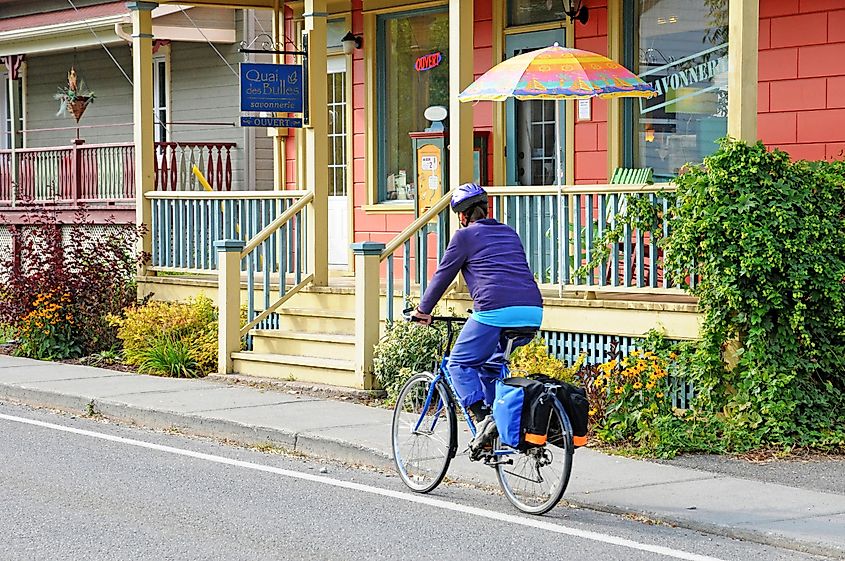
374, 319, 449, 400
111, 295, 218, 377
664, 138, 845, 451
137, 335, 200, 378
0, 208, 140, 359
509, 338, 583, 383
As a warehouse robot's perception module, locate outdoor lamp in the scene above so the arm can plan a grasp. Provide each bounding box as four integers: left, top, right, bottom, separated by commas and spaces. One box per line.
563, 0, 589, 25
341, 31, 362, 54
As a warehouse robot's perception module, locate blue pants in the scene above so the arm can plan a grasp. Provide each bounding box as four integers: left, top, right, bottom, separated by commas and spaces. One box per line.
448, 317, 534, 409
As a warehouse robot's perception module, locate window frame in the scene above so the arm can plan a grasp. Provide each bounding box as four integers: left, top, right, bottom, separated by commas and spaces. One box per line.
375, 5, 449, 203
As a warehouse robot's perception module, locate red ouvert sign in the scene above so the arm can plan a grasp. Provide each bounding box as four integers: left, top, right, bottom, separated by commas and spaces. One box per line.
414, 52, 443, 72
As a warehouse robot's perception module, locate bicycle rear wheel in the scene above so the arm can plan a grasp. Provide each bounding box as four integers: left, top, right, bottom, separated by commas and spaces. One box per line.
496, 396, 574, 514
391, 372, 457, 493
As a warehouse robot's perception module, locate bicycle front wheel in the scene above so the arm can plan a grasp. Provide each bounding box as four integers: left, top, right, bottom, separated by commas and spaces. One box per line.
496, 396, 574, 514
391, 372, 457, 493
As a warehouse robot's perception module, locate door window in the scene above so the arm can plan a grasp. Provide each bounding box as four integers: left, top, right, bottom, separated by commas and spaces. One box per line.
506, 29, 566, 186
327, 59, 347, 197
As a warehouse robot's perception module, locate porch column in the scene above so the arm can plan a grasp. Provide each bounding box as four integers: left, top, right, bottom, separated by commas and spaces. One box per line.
352, 242, 384, 390
727, 0, 759, 142
215, 239, 246, 375
129, 1, 157, 275
448, 0, 474, 188
448, 0, 473, 291
304, 0, 329, 286
272, 0, 286, 190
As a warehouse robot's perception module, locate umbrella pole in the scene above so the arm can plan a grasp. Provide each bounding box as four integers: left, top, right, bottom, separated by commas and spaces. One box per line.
555, 100, 564, 298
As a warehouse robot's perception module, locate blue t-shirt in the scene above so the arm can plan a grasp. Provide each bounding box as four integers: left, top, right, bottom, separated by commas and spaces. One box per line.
472, 305, 543, 327
418, 219, 543, 314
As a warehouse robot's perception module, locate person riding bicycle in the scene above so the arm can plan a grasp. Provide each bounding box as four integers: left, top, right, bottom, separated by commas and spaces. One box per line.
411, 183, 543, 460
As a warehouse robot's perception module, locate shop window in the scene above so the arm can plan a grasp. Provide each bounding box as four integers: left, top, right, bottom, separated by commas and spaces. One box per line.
508, 0, 567, 27
377, 7, 449, 202
625, 0, 729, 180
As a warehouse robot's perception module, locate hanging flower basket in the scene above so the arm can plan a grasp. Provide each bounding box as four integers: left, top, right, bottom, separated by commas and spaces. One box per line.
67, 96, 92, 123
55, 67, 96, 123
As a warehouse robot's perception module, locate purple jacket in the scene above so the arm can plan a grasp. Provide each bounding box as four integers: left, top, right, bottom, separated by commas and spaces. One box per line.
418, 218, 543, 314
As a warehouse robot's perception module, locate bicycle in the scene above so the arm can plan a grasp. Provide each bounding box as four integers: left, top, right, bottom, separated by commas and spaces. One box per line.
390, 308, 575, 515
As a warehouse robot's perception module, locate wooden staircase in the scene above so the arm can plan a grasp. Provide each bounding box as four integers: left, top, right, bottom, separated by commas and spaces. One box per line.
229, 288, 366, 388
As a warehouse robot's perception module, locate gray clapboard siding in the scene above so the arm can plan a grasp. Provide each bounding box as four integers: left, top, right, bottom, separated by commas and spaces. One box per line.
155, 7, 236, 30
25, 47, 133, 148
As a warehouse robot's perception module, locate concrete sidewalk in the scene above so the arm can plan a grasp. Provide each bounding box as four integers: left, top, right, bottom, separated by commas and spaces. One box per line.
0, 355, 843, 559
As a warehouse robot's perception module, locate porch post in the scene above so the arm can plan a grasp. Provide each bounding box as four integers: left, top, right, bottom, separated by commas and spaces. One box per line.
448, 0, 474, 188
215, 239, 245, 375
272, 0, 287, 190
727, 0, 759, 142
128, 1, 157, 275
352, 242, 384, 390
304, 0, 329, 286
449, 0, 473, 291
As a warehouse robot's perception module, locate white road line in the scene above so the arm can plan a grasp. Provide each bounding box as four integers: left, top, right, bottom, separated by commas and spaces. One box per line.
0, 412, 725, 561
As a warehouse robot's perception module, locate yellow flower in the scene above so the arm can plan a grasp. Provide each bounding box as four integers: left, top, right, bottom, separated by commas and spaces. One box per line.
656, 392, 665, 398
669, 352, 678, 360
633, 382, 643, 390
646, 381, 655, 390
614, 387, 624, 395
588, 409, 597, 417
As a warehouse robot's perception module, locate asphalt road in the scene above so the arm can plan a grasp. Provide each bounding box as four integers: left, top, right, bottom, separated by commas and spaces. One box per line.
0, 401, 834, 561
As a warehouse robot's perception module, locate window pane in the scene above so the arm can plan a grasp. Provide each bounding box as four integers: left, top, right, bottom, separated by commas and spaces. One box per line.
508, 0, 567, 27
634, 0, 728, 180
379, 9, 449, 202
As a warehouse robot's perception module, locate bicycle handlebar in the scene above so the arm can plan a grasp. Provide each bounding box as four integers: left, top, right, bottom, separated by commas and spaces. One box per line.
402, 307, 469, 325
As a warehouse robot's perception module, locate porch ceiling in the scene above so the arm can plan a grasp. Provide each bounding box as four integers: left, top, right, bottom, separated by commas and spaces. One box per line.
158, 0, 280, 8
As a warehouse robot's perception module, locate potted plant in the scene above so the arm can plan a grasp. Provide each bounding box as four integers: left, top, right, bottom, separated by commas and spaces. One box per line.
54, 67, 95, 122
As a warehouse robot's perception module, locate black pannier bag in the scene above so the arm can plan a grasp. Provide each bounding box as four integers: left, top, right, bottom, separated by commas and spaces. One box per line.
492, 377, 553, 451
529, 374, 590, 448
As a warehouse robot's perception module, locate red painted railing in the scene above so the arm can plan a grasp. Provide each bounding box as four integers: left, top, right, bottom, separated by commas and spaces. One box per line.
0, 140, 236, 208
154, 142, 235, 191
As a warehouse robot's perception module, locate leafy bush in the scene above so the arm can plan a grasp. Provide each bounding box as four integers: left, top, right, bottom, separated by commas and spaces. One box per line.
137, 335, 200, 378
664, 138, 845, 451
373, 318, 451, 400
0, 209, 140, 360
509, 338, 583, 383
111, 295, 218, 377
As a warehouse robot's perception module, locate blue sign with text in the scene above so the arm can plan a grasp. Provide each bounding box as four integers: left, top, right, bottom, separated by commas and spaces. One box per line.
240, 116, 303, 128
240, 63, 303, 113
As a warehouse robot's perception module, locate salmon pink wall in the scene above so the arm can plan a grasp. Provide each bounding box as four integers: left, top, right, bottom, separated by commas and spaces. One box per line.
573, 0, 609, 184
758, 0, 845, 161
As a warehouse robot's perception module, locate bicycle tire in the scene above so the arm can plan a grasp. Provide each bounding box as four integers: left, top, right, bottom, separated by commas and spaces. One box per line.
495, 395, 574, 514
391, 372, 457, 493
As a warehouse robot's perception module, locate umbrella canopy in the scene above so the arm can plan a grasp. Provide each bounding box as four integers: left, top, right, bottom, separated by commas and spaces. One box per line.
458, 44, 656, 102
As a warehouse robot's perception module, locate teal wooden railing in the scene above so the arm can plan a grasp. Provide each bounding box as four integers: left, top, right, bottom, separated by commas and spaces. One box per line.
146, 191, 309, 273
239, 192, 313, 340
380, 191, 452, 323
487, 183, 680, 292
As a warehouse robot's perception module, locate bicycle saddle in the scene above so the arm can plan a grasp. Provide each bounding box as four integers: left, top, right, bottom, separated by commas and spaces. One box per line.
502, 327, 538, 340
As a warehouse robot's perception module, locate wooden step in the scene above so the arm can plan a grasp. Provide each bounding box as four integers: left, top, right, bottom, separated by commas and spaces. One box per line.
251, 330, 355, 361
270, 307, 356, 334
231, 351, 361, 388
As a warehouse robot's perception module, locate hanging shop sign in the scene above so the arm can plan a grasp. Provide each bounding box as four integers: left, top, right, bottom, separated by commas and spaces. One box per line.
638, 43, 728, 115
240, 116, 303, 128
240, 62, 304, 114
414, 52, 443, 72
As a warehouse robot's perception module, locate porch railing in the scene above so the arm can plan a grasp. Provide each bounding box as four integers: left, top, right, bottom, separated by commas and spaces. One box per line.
0, 141, 236, 207
487, 183, 682, 293
155, 142, 236, 192
146, 190, 309, 273
381, 191, 452, 323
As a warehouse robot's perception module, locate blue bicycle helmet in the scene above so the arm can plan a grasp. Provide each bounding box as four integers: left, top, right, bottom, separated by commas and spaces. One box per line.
451, 183, 487, 214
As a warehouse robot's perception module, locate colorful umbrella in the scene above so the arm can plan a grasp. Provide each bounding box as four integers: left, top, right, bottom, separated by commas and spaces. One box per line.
458, 44, 657, 102
458, 44, 656, 186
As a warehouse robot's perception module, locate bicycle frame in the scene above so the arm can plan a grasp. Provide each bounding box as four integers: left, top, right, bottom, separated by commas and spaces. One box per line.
412, 319, 520, 459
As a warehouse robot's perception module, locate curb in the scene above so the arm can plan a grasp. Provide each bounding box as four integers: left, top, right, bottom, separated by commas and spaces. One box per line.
1, 383, 842, 560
